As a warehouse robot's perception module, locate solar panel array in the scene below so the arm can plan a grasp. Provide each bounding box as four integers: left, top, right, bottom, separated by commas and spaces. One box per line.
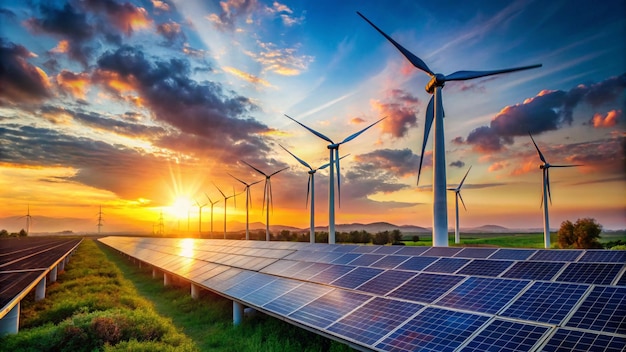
98, 237, 626, 352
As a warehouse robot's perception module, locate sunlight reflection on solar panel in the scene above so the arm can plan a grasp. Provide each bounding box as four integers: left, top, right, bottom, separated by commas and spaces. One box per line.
259, 259, 299, 275
348, 253, 384, 266
224, 273, 276, 299
350, 245, 379, 253
565, 286, 626, 334
540, 328, 626, 352
437, 277, 530, 314
263, 283, 333, 315
388, 273, 465, 303
330, 266, 383, 289
460, 319, 549, 352
308, 265, 355, 284
241, 277, 301, 306
289, 262, 332, 280
556, 263, 623, 285
289, 290, 371, 329
356, 270, 416, 295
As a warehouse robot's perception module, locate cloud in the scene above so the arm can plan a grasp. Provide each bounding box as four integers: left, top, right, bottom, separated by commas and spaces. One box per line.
83, 0, 152, 36
156, 20, 186, 46
223, 66, 271, 87
370, 89, 420, 138
248, 40, 314, 76
590, 109, 621, 128
56, 70, 91, 99
353, 148, 419, 178
151, 0, 170, 12
449, 160, 465, 168
206, 0, 259, 31
0, 39, 52, 105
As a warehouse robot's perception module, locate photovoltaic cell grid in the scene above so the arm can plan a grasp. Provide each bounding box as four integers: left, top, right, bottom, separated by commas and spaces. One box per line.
529, 249, 583, 262
540, 328, 626, 352
565, 286, 626, 334
288, 290, 371, 329
500, 261, 564, 281
489, 248, 536, 260
454, 247, 497, 258
330, 266, 383, 289
355, 270, 416, 295
456, 259, 513, 277
388, 273, 465, 303
436, 277, 530, 314
423, 257, 470, 273
459, 319, 550, 352
578, 250, 626, 263
556, 263, 623, 285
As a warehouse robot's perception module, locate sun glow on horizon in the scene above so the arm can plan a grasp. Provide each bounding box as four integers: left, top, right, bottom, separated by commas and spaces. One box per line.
168, 196, 194, 220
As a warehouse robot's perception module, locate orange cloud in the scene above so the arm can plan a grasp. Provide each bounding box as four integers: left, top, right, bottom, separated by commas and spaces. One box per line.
223, 66, 271, 87
351, 117, 366, 124
56, 70, 90, 99
50, 40, 69, 54
488, 161, 508, 172
591, 110, 620, 128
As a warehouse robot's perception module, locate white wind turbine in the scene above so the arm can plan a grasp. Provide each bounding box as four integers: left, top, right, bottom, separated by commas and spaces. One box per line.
214, 184, 242, 239
358, 12, 542, 247
529, 133, 581, 248
280, 144, 349, 243
204, 193, 220, 236
19, 205, 32, 235
284, 114, 385, 244
229, 173, 263, 240
195, 199, 207, 236
447, 166, 471, 244
241, 161, 288, 241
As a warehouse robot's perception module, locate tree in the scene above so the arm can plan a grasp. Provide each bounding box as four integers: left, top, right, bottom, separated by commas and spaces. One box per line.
19, 229, 27, 237
558, 218, 602, 249
0, 229, 8, 238
412, 235, 420, 243
391, 229, 403, 243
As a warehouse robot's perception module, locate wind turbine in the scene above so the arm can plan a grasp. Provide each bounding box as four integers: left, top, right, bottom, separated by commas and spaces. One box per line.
447, 166, 471, 244
214, 184, 242, 239
280, 145, 349, 243
357, 11, 542, 247
96, 205, 104, 234
204, 193, 220, 236
19, 205, 32, 235
284, 114, 385, 244
195, 199, 207, 236
529, 133, 581, 248
241, 161, 288, 241
228, 174, 263, 240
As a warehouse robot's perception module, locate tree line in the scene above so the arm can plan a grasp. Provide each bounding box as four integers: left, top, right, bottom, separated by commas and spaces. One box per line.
0, 229, 28, 238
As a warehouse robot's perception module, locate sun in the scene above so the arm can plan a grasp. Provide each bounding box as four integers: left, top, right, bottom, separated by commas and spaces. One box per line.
169, 196, 194, 220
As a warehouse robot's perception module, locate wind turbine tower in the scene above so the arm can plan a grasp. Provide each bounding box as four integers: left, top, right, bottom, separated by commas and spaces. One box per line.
204, 193, 220, 236
358, 12, 541, 247
241, 161, 288, 241
447, 167, 471, 244
284, 115, 384, 244
20, 205, 32, 235
158, 209, 165, 236
229, 174, 262, 240
195, 200, 207, 236
529, 133, 581, 248
215, 184, 242, 239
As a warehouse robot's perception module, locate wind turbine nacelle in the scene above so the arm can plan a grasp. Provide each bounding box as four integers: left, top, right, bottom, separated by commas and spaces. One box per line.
425, 73, 446, 93
539, 164, 548, 169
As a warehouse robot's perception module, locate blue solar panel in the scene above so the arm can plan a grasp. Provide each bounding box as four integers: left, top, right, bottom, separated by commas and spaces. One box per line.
376, 307, 489, 352
373, 245, 403, 254
224, 273, 276, 299
540, 328, 626, 352
529, 250, 583, 262
618, 272, 626, 286
308, 265, 355, 284
289, 290, 371, 329
437, 277, 530, 314
356, 270, 416, 295
489, 248, 536, 260
395, 256, 438, 271
370, 255, 409, 269
388, 273, 465, 303
263, 283, 332, 315
460, 319, 549, 352
565, 286, 626, 334
330, 267, 383, 289
240, 277, 301, 306
556, 263, 623, 285
327, 297, 423, 346
350, 245, 378, 254
454, 248, 497, 259
578, 250, 626, 263
501, 281, 589, 324
331, 253, 361, 265
501, 261, 564, 281
316, 251, 345, 263
395, 246, 430, 256
423, 257, 470, 273
279, 261, 316, 278
289, 262, 332, 280
423, 247, 463, 257
331, 244, 359, 252
348, 253, 384, 266
456, 259, 513, 277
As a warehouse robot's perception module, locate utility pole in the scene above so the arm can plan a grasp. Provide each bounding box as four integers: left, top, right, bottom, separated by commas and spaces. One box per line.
97, 205, 104, 234
158, 209, 165, 236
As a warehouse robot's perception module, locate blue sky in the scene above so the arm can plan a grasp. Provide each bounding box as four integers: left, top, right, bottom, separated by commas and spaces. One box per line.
0, 0, 624, 232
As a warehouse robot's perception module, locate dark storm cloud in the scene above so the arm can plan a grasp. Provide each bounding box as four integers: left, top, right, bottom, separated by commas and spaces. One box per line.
72, 110, 167, 138
371, 89, 420, 138
0, 39, 51, 104
354, 148, 419, 178
83, 0, 151, 36
449, 160, 465, 168
464, 74, 626, 153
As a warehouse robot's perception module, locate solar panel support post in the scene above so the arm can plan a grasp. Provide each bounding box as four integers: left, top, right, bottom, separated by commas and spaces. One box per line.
233, 301, 244, 326
49, 266, 58, 283
59, 259, 65, 272
164, 273, 172, 286
191, 283, 200, 299
0, 302, 20, 335
35, 277, 46, 301
152, 268, 158, 279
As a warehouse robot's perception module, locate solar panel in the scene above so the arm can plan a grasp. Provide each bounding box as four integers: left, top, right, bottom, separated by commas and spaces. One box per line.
395, 256, 438, 271
388, 273, 465, 303
500, 261, 564, 281
460, 319, 550, 352
308, 265, 355, 284
578, 250, 626, 263
348, 253, 384, 266
259, 259, 299, 275
370, 255, 410, 269
327, 297, 424, 346
454, 248, 497, 259
423, 257, 470, 273
263, 283, 333, 315
373, 245, 403, 254
376, 307, 489, 352
331, 244, 359, 253
240, 277, 301, 306
565, 286, 626, 334
331, 253, 361, 265
501, 281, 589, 324
224, 273, 276, 299
556, 263, 623, 285
289, 290, 372, 329
350, 245, 379, 254
394, 246, 430, 256
456, 259, 514, 277
289, 262, 332, 280
529, 250, 583, 262
204, 269, 254, 292
436, 277, 530, 314
330, 266, 383, 289
539, 328, 626, 352
423, 247, 463, 257
618, 272, 626, 286
356, 270, 416, 296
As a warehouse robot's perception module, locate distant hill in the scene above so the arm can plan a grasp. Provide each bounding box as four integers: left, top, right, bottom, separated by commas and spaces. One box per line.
465, 224, 512, 233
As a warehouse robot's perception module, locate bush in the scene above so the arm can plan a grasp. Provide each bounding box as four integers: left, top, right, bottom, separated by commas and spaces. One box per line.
557, 218, 603, 249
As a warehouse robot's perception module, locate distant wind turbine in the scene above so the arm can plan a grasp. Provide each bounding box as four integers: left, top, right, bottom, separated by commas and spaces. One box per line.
195, 199, 207, 236
204, 193, 220, 236
241, 161, 288, 241
229, 173, 263, 240
214, 184, 242, 239
447, 166, 471, 244
357, 11, 542, 247
96, 205, 104, 234
19, 205, 32, 235
284, 114, 385, 244
529, 133, 581, 248
280, 144, 349, 243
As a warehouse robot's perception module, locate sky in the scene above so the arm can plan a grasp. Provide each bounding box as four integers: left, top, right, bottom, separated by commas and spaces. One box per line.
1, 0, 625, 234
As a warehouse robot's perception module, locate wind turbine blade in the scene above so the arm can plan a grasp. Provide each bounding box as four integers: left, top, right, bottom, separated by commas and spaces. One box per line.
262, 181, 268, 214
445, 64, 542, 81
306, 174, 311, 209
228, 173, 248, 186
357, 12, 434, 76
340, 117, 386, 144
459, 166, 472, 189
284, 114, 333, 143
214, 183, 226, 198
551, 164, 583, 168
458, 192, 467, 211
318, 153, 350, 170
280, 144, 313, 170
546, 168, 552, 205
204, 192, 213, 204
248, 188, 253, 209
233, 186, 237, 208
528, 132, 547, 163
335, 148, 341, 208
417, 96, 435, 185
250, 179, 263, 186
270, 166, 289, 177
540, 169, 545, 209
241, 160, 269, 177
